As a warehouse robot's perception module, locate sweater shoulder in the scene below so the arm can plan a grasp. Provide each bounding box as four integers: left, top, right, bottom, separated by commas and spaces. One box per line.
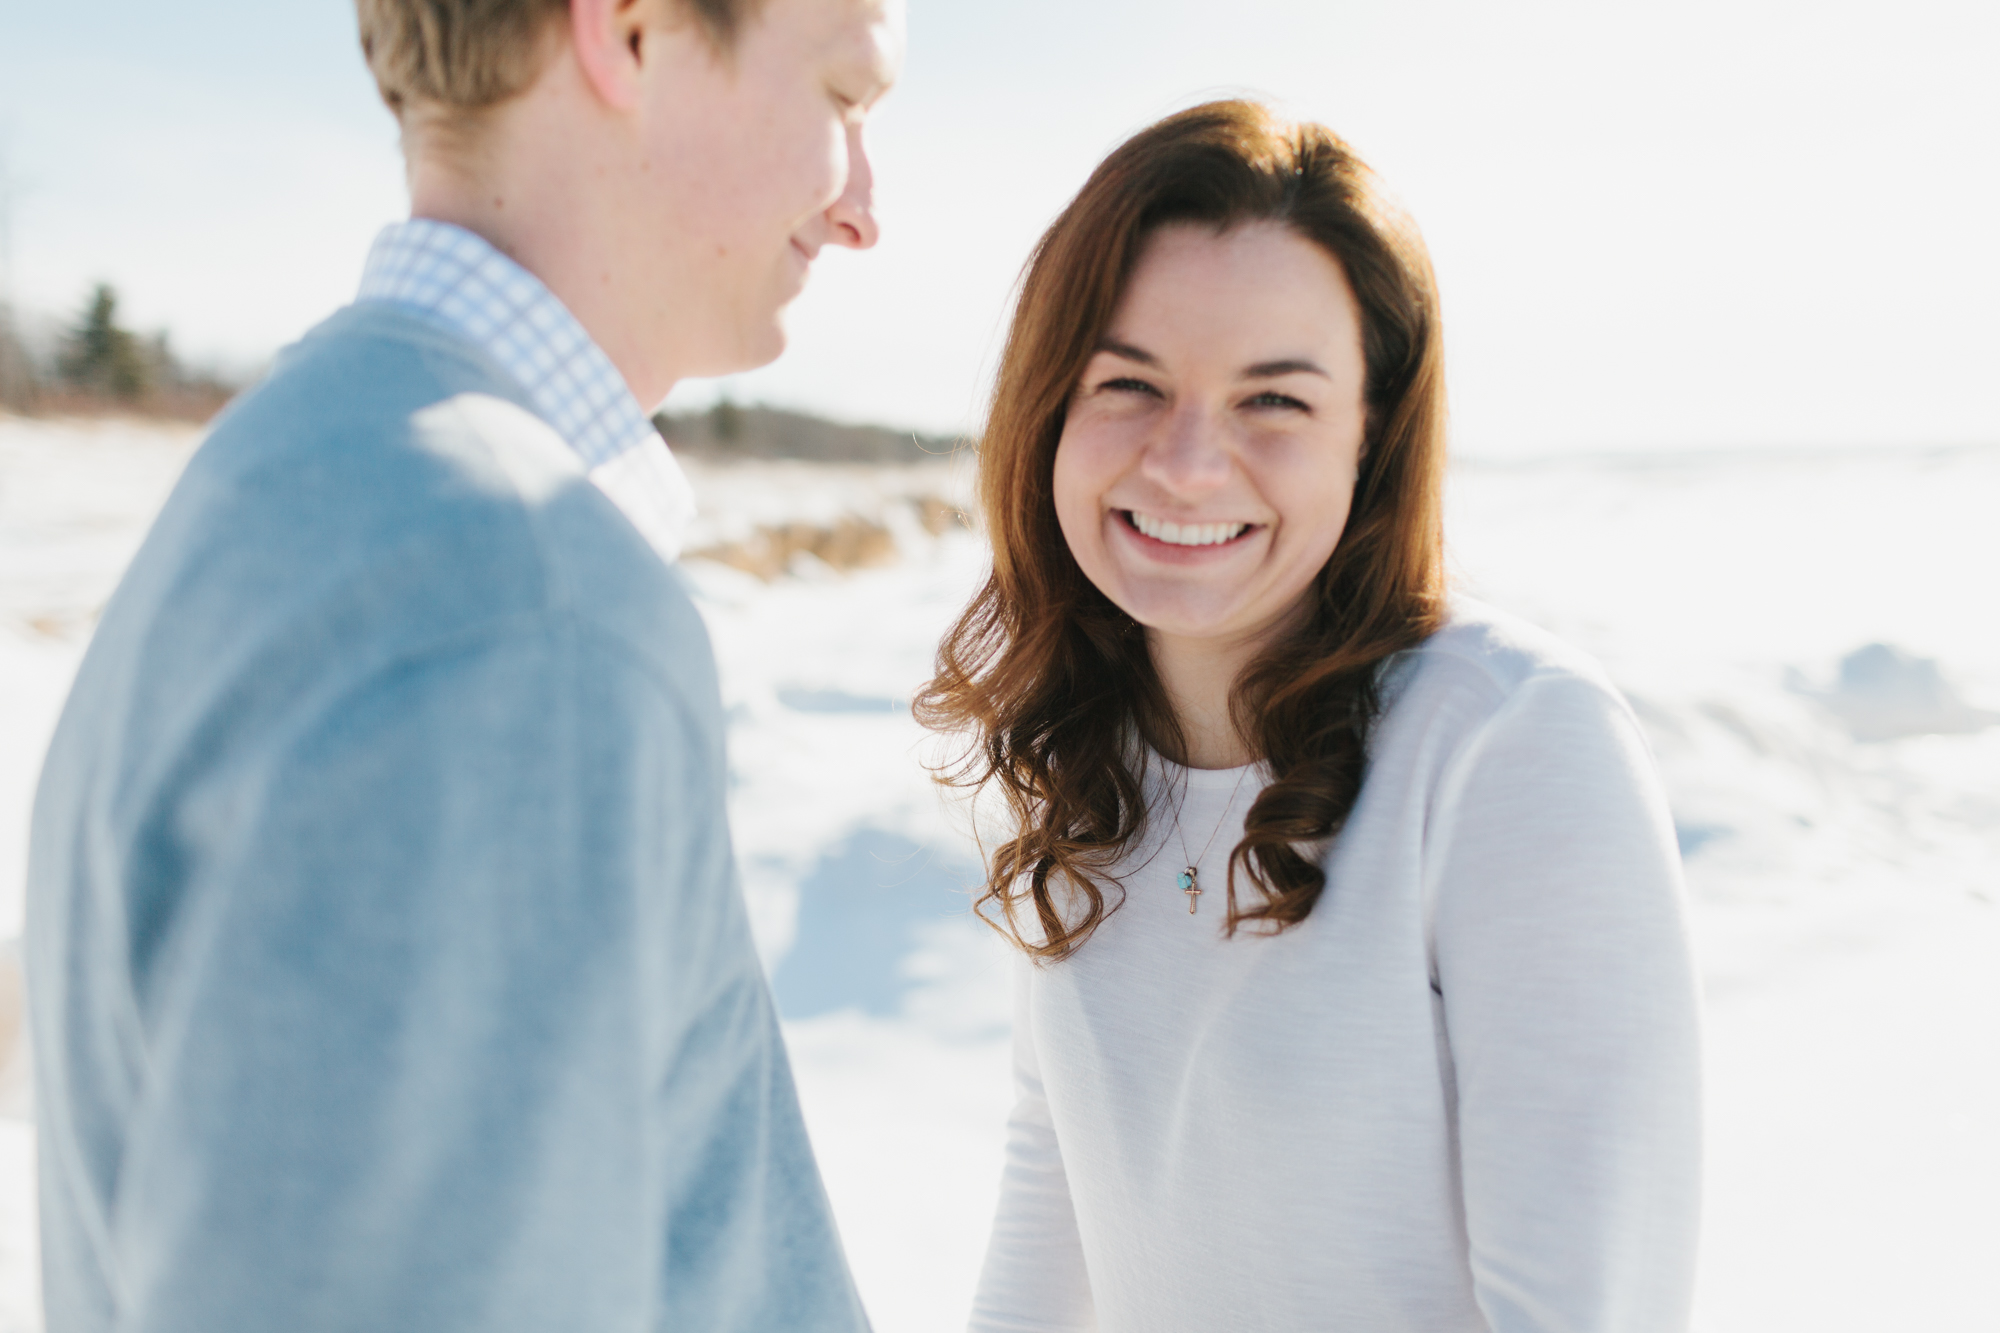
1406, 597, 1621, 702
1374, 597, 1636, 761
175, 304, 693, 653
69, 305, 715, 770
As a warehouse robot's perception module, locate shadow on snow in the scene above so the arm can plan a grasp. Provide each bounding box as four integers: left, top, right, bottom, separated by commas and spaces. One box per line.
770, 827, 983, 1021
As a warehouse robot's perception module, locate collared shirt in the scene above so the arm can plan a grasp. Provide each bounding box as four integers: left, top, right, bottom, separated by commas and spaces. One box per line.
356, 218, 697, 561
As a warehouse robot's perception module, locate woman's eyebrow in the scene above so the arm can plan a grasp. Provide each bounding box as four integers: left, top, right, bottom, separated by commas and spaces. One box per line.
1242, 358, 1330, 380
1097, 338, 1161, 367
1095, 343, 1328, 380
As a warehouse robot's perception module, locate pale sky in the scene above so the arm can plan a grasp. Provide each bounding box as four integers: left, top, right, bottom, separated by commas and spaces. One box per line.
3, 0, 1995, 454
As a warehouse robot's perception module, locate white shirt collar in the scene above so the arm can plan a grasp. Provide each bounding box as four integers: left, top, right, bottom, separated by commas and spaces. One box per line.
357, 219, 697, 562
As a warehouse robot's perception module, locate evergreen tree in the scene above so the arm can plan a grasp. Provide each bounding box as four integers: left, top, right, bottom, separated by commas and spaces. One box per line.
0, 305, 34, 410
711, 396, 743, 444
59, 283, 149, 400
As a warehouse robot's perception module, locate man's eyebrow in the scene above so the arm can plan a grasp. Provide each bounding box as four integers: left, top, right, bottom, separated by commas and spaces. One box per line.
860, 59, 898, 102
835, 60, 894, 108
856, 26, 903, 101
1242, 358, 1330, 380
1097, 338, 1160, 367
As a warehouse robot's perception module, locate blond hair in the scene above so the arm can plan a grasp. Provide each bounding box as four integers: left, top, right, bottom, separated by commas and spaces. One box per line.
354, 0, 765, 115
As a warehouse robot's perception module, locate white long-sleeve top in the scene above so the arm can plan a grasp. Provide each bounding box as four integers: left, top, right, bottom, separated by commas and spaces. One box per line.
969, 600, 1702, 1333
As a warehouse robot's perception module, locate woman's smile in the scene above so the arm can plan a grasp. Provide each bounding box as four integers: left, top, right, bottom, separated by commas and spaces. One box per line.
1119, 509, 1261, 551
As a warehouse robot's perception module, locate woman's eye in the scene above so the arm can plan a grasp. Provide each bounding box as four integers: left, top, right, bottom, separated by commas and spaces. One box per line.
1244, 390, 1310, 412
1100, 377, 1162, 397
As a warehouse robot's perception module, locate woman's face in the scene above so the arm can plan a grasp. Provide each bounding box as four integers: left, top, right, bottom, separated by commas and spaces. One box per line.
1052, 221, 1370, 658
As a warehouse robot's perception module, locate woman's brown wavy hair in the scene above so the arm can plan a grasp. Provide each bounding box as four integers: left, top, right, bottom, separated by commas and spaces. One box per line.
915, 99, 1449, 960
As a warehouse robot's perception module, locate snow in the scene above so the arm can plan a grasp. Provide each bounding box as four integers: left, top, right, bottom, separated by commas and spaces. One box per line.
0, 414, 1994, 1330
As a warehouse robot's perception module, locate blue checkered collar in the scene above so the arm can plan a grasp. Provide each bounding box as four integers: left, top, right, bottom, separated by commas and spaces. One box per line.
356, 219, 696, 560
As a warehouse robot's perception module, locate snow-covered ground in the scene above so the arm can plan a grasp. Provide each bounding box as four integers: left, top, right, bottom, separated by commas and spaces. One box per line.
0, 415, 1994, 1331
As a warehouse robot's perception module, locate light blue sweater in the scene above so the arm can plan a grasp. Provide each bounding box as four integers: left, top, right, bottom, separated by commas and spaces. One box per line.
25, 304, 869, 1332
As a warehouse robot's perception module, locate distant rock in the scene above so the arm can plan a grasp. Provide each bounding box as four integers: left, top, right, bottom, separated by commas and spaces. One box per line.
1800, 643, 2000, 742
688, 515, 900, 580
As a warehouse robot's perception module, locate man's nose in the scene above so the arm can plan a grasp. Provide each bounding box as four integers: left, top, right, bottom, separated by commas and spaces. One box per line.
826, 124, 880, 251
1140, 404, 1233, 495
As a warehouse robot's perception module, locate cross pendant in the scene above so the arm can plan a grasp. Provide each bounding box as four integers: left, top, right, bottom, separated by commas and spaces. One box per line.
1178, 866, 1201, 914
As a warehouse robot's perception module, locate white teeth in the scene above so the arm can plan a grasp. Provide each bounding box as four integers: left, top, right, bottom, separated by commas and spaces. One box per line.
1129, 512, 1249, 547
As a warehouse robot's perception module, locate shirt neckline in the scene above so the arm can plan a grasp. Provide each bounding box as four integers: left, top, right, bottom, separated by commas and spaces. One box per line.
1148, 750, 1266, 793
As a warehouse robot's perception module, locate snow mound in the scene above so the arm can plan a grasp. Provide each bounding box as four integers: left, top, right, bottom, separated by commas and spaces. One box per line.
1796, 642, 2000, 742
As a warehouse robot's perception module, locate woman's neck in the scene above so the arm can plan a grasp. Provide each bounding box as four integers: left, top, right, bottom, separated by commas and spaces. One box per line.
1146, 629, 1263, 770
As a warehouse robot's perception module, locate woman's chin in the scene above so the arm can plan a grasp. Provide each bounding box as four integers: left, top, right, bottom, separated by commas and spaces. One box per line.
1112, 577, 1318, 658
1119, 596, 1270, 648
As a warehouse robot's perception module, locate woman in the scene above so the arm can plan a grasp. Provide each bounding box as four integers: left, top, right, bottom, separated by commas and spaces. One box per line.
918, 101, 1701, 1332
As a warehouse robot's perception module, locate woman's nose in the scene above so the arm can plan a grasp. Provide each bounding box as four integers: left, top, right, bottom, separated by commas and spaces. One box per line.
1139, 404, 1233, 496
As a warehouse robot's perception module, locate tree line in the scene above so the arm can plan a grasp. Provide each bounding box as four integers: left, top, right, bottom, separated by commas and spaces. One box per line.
0, 284, 956, 455
0, 283, 238, 420
651, 401, 957, 465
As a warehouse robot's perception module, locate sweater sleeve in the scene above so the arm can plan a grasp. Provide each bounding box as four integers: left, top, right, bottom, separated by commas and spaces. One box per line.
968, 956, 1096, 1332
1428, 671, 1703, 1333
111, 622, 866, 1333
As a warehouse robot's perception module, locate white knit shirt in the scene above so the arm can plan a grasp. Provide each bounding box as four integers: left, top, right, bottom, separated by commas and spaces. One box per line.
970, 600, 1703, 1333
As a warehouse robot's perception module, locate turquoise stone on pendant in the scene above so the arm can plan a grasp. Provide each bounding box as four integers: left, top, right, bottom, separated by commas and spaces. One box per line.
1178, 867, 1201, 913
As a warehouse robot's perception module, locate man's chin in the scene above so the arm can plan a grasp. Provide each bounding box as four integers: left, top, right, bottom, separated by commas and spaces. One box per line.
740, 321, 789, 371
683, 320, 789, 379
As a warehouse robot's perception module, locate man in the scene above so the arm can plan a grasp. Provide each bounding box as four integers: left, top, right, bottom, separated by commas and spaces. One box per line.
25, 0, 901, 1328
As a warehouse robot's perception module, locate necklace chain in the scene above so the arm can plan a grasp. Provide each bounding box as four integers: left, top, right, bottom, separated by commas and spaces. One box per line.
1169, 764, 1252, 916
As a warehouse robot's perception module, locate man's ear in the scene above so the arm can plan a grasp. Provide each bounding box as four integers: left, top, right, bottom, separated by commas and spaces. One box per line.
570, 0, 653, 111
